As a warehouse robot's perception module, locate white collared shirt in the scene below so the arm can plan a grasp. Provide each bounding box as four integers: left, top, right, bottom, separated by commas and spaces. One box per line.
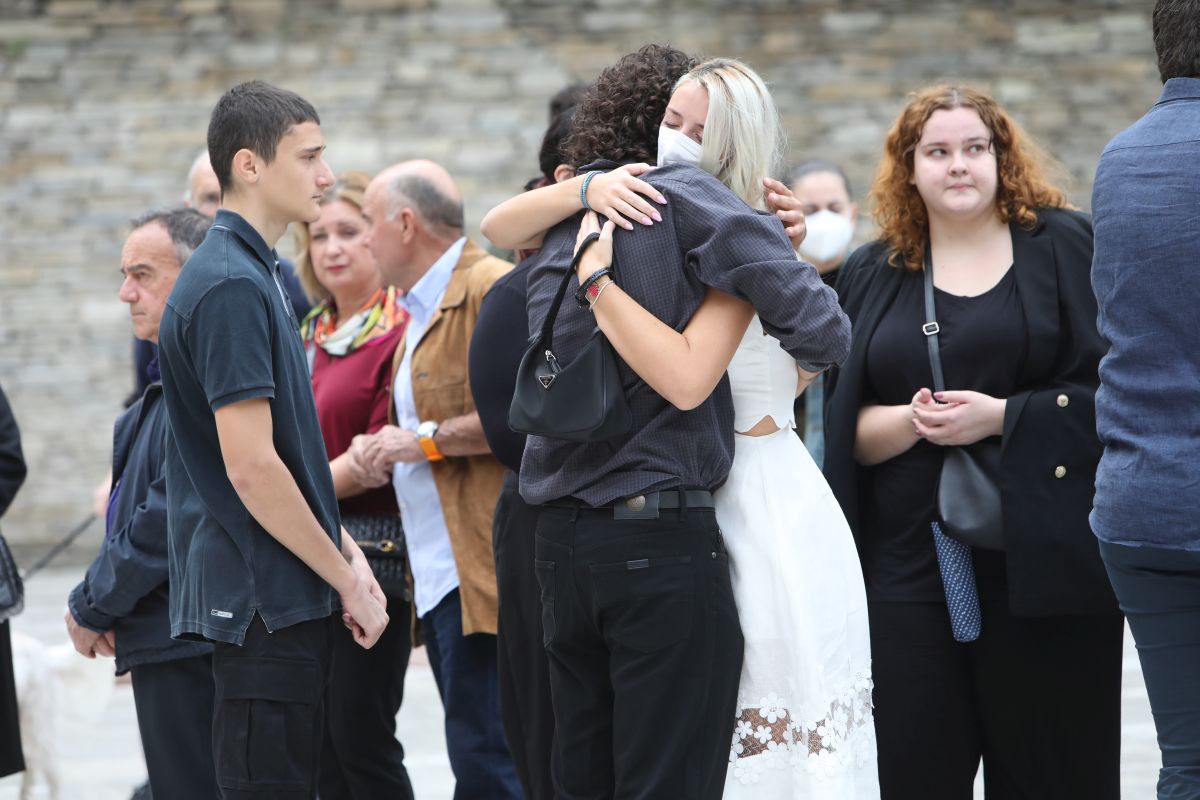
392, 237, 467, 617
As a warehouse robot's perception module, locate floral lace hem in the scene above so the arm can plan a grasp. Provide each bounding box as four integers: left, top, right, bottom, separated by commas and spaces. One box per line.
728, 672, 875, 783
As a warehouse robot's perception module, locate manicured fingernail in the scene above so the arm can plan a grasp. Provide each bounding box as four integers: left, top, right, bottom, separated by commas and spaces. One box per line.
624, 222, 634, 230
658, 195, 667, 203
933, 392, 944, 400
641, 216, 653, 226
651, 211, 662, 222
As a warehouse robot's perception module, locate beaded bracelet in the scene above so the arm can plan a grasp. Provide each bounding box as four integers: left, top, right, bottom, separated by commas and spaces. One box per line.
580, 170, 601, 211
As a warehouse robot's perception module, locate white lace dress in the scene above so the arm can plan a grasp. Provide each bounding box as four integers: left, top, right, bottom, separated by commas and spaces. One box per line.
720, 316, 880, 798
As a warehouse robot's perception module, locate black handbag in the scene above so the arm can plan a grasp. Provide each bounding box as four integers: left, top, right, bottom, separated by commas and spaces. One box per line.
0, 531, 23, 622
508, 232, 632, 442
922, 247, 1005, 551
341, 513, 410, 600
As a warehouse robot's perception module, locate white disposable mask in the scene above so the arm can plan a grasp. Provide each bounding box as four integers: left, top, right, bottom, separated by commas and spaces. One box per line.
798, 210, 855, 265
656, 125, 703, 168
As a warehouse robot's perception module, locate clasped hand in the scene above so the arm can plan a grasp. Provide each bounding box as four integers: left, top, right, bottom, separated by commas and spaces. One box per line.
347, 425, 424, 488
910, 388, 1005, 446
64, 610, 116, 659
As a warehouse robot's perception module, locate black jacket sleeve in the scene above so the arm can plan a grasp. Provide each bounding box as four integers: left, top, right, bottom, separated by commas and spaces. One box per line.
68, 401, 170, 632
999, 209, 1117, 616
0, 383, 26, 519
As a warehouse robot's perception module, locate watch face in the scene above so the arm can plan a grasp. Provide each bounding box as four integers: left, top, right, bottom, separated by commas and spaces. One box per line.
417, 421, 437, 439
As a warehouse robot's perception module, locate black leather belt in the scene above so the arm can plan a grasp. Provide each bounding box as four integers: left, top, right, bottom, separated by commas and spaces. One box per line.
544, 489, 715, 520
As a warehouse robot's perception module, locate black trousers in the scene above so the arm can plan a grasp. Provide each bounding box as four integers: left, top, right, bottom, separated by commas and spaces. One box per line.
212, 613, 334, 799
493, 470, 555, 800
534, 503, 743, 800
870, 598, 1123, 800
1101, 540, 1200, 799
318, 592, 415, 800
0, 621, 22, 778
130, 653, 218, 800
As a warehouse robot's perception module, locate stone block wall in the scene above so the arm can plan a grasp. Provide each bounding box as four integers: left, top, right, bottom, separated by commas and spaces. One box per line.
0, 0, 1161, 544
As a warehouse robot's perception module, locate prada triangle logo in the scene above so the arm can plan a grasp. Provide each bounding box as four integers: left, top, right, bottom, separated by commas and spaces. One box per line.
538, 374, 556, 389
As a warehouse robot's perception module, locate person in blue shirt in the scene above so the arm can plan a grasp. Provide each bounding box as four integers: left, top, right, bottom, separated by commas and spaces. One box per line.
66, 208, 218, 799
157, 80, 387, 799
1091, 3, 1200, 798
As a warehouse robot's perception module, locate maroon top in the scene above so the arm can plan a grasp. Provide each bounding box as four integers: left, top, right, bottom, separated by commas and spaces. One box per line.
310, 325, 406, 516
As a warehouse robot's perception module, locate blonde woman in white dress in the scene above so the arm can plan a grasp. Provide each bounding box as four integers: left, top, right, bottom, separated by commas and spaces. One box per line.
485, 58, 879, 798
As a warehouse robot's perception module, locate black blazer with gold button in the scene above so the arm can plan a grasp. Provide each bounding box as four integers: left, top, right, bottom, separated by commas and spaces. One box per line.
824, 207, 1118, 617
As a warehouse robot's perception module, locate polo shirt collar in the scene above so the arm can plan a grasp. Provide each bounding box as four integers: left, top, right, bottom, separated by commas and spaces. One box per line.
212, 209, 281, 272
1157, 77, 1200, 105
402, 236, 466, 324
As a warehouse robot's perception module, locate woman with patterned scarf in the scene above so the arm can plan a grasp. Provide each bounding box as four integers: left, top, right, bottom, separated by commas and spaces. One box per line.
295, 170, 415, 800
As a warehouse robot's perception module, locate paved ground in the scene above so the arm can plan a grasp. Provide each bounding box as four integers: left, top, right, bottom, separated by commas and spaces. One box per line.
0, 563, 1162, 799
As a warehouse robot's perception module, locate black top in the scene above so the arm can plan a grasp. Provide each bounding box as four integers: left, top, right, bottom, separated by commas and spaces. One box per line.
468, 258, 531, 474
69, 385, 211, 673
861, 267, 1026, 602
158, 209, 340, 645
521, 161, 851, 505
826, 210, 1118, 617
0, 383, 25, 519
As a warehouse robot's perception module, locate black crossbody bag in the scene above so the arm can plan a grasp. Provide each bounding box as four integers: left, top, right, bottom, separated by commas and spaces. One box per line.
923, 247, 1005, 551
341, 513, 409, 599
508, 232, 632, 442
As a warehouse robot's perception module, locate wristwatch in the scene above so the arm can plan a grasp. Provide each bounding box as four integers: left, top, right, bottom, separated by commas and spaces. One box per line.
416, 420, 444, 462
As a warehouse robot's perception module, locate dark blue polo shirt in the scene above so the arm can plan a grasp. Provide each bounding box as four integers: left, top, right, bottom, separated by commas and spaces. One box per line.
158, 209, 340, 645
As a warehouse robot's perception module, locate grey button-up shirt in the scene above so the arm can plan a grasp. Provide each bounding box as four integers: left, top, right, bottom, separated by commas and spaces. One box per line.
520, 163, 851, 505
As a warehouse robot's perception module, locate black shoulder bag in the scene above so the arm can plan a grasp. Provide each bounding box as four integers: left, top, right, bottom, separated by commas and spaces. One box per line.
923, 247, 1005, 551
508, 232, 632, 442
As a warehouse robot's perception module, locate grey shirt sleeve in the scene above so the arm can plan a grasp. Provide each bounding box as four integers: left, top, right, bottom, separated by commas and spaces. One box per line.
666, 171, 851, 371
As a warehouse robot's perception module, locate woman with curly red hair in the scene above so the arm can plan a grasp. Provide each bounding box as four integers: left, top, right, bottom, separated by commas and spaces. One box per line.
824, 85, 1122, 799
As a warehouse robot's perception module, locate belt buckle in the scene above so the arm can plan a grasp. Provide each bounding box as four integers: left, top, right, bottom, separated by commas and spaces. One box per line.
614, 492, 660, 520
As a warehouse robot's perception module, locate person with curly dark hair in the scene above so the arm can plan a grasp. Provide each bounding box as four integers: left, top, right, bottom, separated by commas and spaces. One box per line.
482, 46, 847, 800
824, 85, 1121, 799
559, 44, 696, 167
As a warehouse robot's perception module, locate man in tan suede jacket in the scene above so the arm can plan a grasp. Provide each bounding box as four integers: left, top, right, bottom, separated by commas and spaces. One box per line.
348, 160, 519, 798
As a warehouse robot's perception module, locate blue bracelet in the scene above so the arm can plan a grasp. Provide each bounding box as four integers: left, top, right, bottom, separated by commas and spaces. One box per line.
580, 170, 601, 211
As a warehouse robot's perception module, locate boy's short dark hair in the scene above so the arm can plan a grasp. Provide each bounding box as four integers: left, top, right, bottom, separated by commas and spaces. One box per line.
1153, 0, 1200, 82
206, 80, 320, 194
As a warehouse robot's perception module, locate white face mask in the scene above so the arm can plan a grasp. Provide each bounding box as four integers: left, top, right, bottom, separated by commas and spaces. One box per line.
656, 125, 703, 168
798, 210, 855, 265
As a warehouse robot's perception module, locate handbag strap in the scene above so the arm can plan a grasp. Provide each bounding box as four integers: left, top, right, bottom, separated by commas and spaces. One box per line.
538, 230, 605, 348
922, 243, 947, 395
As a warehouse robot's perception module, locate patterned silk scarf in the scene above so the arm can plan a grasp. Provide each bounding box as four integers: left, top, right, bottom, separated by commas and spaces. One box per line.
300, 286, 407, 358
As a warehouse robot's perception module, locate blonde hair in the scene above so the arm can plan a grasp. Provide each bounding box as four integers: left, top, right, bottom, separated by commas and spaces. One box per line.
293, 170, 371, 302
676, 58, 784, 209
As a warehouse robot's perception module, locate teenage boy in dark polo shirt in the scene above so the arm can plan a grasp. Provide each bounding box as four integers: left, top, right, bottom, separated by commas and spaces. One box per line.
158, 80, 388, 798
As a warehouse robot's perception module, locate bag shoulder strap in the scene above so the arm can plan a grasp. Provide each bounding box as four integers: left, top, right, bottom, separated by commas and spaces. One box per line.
922, 243, 947, 395
538, 232, 602, 349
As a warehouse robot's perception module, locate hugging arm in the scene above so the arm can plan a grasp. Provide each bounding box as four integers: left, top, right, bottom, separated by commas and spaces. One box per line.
479, 165, 665, 251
